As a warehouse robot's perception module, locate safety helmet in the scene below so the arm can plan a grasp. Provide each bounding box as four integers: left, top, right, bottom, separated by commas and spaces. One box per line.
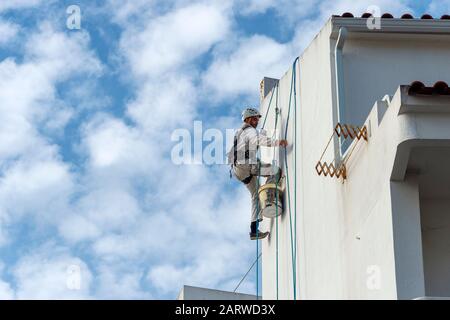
241, 107, 262, 121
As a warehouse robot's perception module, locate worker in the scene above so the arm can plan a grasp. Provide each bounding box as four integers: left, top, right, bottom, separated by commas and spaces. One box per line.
228, 107, 288, 240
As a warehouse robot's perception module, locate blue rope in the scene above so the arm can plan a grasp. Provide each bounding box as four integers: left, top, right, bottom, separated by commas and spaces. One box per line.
293, 58, 299, 300
256, 84, 278, 299
262, 87, 276, 130
274, 87, 280, 300
284, 57, 299, 300
253, 58, 299, 300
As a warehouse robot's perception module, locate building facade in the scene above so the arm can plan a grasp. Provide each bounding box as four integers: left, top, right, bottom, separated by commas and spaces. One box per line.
259, 14, 450, 299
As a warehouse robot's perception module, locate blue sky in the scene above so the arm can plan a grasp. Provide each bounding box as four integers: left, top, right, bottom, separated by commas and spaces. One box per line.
0, 0, 447, 299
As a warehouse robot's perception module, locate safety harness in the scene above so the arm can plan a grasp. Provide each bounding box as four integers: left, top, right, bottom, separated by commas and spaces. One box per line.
229, 123, 254, 184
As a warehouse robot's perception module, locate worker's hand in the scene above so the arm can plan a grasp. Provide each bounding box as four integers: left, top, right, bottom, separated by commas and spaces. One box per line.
276, 140, 288, 147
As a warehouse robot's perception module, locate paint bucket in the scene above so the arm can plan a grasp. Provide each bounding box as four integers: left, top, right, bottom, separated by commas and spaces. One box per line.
258, 183, 283, 218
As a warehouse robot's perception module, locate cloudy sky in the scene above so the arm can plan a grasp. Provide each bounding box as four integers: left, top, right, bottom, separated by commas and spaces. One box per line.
0, 0, 447, 299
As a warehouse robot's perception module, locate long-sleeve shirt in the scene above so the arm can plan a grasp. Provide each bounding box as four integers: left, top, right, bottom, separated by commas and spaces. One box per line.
228, 123, 276, 165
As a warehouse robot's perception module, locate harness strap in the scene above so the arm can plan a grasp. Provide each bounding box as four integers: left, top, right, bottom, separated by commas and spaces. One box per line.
233, 123, 252, 165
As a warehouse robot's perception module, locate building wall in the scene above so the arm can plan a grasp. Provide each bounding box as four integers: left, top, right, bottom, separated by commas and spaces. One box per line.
260, 18, 450, 299
337, 96, 401, 299
261, 20, 347, 300
420, 199, 450, 297
341, 34, 450, 131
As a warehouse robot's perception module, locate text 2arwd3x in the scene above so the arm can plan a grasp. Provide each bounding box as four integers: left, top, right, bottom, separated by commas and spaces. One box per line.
218, 304, 275, 315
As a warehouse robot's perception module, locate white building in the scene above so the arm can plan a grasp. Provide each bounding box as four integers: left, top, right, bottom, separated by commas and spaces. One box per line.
177, 285, 258, 300
258, 13, 450, 300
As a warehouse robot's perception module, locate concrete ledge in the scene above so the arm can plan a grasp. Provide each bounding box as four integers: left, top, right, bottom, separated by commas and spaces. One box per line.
387, 86, 450, 181
330, 17, 450, 39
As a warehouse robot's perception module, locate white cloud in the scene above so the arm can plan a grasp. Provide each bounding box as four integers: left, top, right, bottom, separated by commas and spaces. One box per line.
13, 245, 93, 299
147, 264, 185, 294
0, 0, 258, 300
0, 157, 73, 218
428, 0, 450, 16
126, 74, 197, 132
147, 237, 255, 295
316, 0, 411, 18
0, 262, 15, 299
0, 23, 103, 246
77, 115, 162, 187
80, 188, 141, 231
72, 2, 263, 296
105, 0, 159, 24
131, 164, 257, 296
0, 0, 46, 12
58, 214, 101, 243
94, 263, 152, 299
92, 234, 141, 259
0, 222, 9, 247
237, 0, 274, 14
51, 153, 257, 297
236, 0, 411, 20
0, 20, 19, 45
0, 24, 102, 161
237, 0, 318, 23
82, 115, 151, 168
202, 35, 293, 102
120, 2, 231, 78
24, 23, 103, 80
0, 279, 14, 299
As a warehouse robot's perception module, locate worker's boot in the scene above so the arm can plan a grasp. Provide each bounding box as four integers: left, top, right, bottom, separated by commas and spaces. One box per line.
250, 231, 269, 240
249, 221, 269, 240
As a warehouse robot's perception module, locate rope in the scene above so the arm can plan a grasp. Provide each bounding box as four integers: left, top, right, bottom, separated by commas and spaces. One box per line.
262, 86, 276, 130
234, 252, 262, 293
256, 82, 278, 300
255, 58, 299, 300
274, 88, 280, 300
256, 153, 260, 300
245, 58, 300, 300
293, 59, 299, 300
284, 57, 299, 300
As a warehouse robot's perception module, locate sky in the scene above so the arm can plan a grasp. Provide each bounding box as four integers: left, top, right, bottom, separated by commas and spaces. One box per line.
0, 0, 448, 300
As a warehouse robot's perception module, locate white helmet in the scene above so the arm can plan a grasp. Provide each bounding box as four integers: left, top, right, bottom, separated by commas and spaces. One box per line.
241, 107, 262, 121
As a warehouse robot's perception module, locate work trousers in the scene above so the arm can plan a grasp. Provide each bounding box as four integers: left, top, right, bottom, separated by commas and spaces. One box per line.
233, 161, 281, 223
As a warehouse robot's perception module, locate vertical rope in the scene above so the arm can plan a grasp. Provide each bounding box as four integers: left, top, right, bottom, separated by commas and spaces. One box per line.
256, 84, 278, 300
293, 59, 299, 300
284, 57, 299, 300
256, 149, 261, 300
274, 86, 280, 300
253, 58, 300, 300
262, 87, 276, 129
256, 173, 259, 299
